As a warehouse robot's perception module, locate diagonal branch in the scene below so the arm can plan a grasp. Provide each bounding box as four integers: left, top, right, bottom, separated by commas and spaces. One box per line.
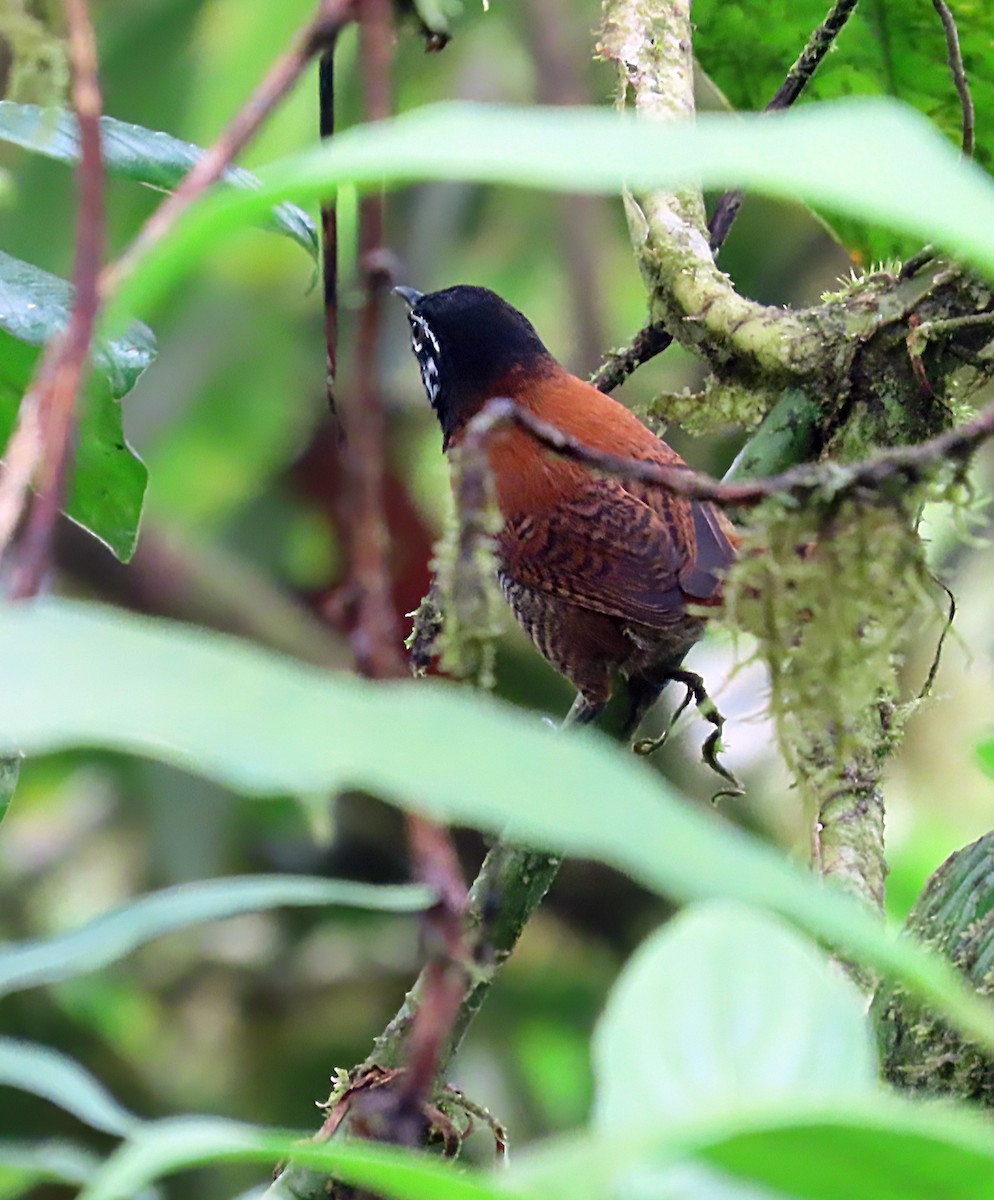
707, 0, 860, 251
456, 394, 994, 510
104, 0, 356, 296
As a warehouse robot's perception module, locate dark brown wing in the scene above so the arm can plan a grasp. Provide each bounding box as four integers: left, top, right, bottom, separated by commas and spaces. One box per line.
498, 481, 735, 630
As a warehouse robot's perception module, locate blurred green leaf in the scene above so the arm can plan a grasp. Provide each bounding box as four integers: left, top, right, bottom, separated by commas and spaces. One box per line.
2, 598, 994, 1059
517, 1101, 994, 1200
106, 99, 994, 327
0, 1040, 140, 1137
0, 102, 318, 258
592, 902, 877, 1133
694, 0, 994, 261
79, 1117, 505, 1200
0, 875, 432, 998
976, 736, 994, 776
0, 250, 151, 560
0, 757, 17, 827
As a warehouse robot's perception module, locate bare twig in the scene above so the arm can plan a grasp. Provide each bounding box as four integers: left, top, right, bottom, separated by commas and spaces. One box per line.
105, 0, 356, 295
592, 0, 859, 393
319, 43, 342, 427
460, 395, 994, 509
0, 0, 104, 595
931, 0, 975, 158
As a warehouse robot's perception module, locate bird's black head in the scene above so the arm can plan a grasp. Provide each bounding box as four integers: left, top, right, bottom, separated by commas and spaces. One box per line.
394, 284, 555, 446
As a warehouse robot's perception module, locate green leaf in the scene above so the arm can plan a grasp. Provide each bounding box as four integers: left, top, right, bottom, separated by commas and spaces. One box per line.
78, 1117, 507, 1200
0, 250, 152, 560
3, 599, 994, 1060
77, 1102, 994, 1200
0, 757, 17, 827
105, 99, 994, 328
694, 0, 994, 261
976, 735, 994, 776
0, 102, 317, 259
517, 1101, 994, 1200
0, 875, 432, 998
592, 902, 877, 1133
0, 249, 155, 398
0, 1040, 140, 1137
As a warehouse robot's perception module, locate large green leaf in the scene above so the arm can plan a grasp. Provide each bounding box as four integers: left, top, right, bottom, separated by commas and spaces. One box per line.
694, 0, 994, 260
0, 250, 152, 560
0, 875, 431, 998
592, 902, 877, 1134
0, 102, 317, 259
3, 598, 994, 1058
105, 99, 994, 329
516, 1102, 994, 1200
73, 1102, 994, 1200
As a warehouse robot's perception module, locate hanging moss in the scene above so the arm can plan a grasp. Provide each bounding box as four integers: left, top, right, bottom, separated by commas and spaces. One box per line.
408, 449, 504, 691
723, 492, 935, 790
1, 1, 67, 105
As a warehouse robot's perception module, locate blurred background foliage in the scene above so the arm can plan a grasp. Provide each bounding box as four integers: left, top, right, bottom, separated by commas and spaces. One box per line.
1, 0, 994, 1194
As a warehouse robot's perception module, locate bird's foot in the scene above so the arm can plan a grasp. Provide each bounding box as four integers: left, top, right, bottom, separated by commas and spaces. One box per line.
634, 669, 745, 802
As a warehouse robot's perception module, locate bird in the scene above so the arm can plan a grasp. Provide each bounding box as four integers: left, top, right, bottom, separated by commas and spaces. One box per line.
395, 283, 738, 739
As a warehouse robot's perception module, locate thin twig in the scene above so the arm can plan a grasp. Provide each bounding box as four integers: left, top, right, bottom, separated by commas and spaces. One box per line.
319, 43, 343, 428
931, 0, 975, 158
0, 0, 104, 595
592, 0, 859, 393
104, 0, 356, 296
460, 394, 994, 509
708, 0, 859, 251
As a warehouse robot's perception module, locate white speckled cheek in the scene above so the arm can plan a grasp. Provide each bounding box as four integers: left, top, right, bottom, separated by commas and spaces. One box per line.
421, 355, 440, 404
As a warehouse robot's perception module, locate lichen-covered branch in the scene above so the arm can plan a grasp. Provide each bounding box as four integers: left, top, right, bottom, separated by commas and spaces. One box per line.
597, 0, 835, 384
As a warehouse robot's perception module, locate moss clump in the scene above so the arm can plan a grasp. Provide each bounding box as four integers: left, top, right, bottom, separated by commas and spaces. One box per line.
1, 1, 67, 105
408, 450, 504, 690
724, 493, 934, 789
639, 375, 769, 436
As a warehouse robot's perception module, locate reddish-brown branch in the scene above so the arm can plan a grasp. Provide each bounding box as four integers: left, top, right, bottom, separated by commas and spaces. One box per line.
105, 0, 357, 295
338, 0, 470, 1139
0, 0, 105, 597
463, 395, 994, 508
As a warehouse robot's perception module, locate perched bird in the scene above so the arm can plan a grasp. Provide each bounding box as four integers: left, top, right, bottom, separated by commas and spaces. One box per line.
395, 283, 738, 735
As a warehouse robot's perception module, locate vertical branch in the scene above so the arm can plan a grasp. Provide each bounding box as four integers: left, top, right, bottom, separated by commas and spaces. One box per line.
931, 0, 975, 159
2, 0, 104, 597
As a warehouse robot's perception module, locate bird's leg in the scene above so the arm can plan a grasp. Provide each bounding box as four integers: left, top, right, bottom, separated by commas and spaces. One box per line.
561, 692, 606, 727
631, 682, 695, 756
635, 668, 745, 801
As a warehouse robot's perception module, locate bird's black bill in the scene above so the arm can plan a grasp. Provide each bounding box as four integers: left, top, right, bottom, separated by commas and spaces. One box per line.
393, 285, 424, 309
